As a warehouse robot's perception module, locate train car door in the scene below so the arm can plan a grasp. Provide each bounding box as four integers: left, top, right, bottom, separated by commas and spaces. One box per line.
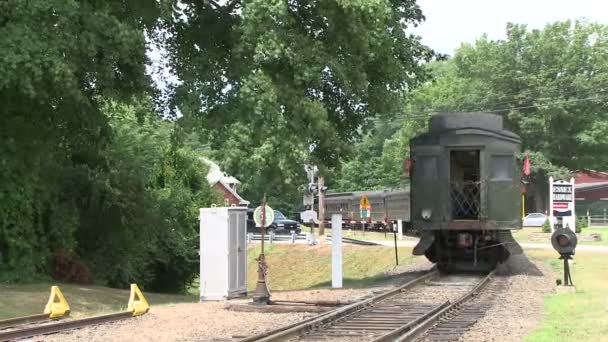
449, 149, 481, 221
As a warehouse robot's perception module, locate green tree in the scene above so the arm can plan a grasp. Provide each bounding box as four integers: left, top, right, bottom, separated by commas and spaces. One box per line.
160, 0, 435, 206
452, 21, 608, 171
0, 0, 159, 280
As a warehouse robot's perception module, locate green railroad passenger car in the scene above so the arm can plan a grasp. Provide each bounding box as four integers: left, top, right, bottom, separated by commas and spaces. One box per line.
410, 112, 523, 271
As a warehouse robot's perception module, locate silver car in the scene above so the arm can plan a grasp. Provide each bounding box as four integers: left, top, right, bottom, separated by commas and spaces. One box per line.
522, 213, 557, 227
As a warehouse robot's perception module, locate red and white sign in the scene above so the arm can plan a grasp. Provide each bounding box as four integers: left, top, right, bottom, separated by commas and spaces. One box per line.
553, 202, 568, 209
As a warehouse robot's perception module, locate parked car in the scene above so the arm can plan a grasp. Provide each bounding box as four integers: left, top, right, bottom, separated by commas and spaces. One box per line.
271, 210, 301, 234
522, 213, 557, 227
246, 209, 301, 234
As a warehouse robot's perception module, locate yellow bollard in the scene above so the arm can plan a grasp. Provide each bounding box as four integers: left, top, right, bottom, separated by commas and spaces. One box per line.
127, 284, 150, 316
44, 286, 71, 318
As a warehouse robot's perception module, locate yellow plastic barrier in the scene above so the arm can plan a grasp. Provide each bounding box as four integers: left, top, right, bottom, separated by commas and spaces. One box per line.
127, 284, 150, 316
44, 286, 71, 318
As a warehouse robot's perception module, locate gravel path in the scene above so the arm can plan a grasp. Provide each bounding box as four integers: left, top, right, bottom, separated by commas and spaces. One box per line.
43, 261, 434, 342
461, 254, 556, 342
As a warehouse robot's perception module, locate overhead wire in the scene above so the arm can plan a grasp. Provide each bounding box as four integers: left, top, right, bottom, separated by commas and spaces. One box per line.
370, 93, 608, 123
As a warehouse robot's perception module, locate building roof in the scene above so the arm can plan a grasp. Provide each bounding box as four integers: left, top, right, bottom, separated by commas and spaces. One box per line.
200, 158, 249, 205
574, 169, 608, 184
575, 181, 608, 191
201, 158, 241, 185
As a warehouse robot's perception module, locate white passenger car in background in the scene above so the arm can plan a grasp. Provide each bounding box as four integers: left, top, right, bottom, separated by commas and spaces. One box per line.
522, 213, 557, 227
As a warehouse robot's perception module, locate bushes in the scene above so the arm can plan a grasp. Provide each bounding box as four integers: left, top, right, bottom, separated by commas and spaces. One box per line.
50, 250, 94, 285
576, 216, 588, 233
1, 102, 220, 293
542, 218, 551, 233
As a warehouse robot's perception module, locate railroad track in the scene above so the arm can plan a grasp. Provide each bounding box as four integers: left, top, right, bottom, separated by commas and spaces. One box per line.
240, 269, 499, 342
0, 312, 136, 341
0, 284, 149, 341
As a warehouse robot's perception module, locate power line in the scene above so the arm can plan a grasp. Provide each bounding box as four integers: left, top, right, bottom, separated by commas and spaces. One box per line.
402, 80, 608, 114
372, 93, 608, 123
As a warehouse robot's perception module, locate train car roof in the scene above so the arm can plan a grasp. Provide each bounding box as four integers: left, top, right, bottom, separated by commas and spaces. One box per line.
412, 112, 521, 144
324, 187, 410, 201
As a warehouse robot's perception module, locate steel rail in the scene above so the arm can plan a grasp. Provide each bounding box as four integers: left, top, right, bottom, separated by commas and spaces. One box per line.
395, 269, 496, 342
238, 269, 438, 342
0, 311, 133, 341
0, 313, 53, 330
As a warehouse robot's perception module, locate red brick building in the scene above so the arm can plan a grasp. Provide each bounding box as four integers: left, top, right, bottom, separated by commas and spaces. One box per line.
574, 169, 608, 215
202, 158, 249, 207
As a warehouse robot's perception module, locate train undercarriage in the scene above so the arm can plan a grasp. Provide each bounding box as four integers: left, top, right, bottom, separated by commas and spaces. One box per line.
413, 229, 523, 272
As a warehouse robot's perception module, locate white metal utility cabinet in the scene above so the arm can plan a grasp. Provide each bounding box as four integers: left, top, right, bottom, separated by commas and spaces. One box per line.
199, 207, 247, 301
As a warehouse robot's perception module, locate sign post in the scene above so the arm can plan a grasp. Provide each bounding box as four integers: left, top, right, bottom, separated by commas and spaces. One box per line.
252, 198, 274, 304
360, 195, 371, 234
549, 177, 576, 233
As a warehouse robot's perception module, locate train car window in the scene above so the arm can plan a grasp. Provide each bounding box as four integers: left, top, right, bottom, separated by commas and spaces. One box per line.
491, 155, 513, 180
419, 156, 438, 180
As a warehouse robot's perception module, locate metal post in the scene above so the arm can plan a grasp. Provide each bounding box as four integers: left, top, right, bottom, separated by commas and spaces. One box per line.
604, 208, 607, 224
393, 222, 399, 266
247, 233, 253, 244
253, 195, 270, 304
291, 230, 296, 243
318, 176, 325, 236
331, 214, 342, 288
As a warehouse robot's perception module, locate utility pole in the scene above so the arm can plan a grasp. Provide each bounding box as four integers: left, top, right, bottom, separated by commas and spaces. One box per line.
318, 176, 325, 235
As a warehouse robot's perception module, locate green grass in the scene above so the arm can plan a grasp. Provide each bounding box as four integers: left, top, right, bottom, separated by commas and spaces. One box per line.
525, 249, 608, 342
0, 283, 197, 320
300, 225, 418, 242
246, 244, 420, 291
514, 227, 608, 246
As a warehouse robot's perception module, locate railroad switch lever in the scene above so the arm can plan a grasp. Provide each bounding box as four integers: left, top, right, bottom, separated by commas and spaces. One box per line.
252, 253, 271, 304
252, 195, 271, 305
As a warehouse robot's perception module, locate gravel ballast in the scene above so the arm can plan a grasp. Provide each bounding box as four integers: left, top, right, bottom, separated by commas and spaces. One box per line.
44, 261, 433, 341
43, 255, 554, 341
460, 254, 556, 342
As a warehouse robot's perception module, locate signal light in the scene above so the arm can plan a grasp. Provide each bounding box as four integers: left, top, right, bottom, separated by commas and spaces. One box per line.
557, 234, 570, 247
551, 227, 577, 255
308, 183, 317, 193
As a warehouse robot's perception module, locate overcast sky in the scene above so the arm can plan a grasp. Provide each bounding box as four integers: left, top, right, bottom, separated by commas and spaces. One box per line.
413, 0, 608, 55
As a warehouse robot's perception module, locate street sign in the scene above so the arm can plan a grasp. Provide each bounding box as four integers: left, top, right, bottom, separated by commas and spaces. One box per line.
254, 204, 274, 228
549, 177, 576, 232
359, 195, 371, 219
360, 195, 369, 208
551, 182, 573, 217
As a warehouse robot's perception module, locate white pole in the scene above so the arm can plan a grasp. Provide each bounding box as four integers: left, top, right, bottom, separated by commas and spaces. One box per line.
397, 220, 404, 240
570, 177, 576, 234
331, 214, 343, 288
549, 176, 555, 232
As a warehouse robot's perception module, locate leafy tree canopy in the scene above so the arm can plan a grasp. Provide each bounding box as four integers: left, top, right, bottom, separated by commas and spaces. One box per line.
333, 20, 608, 194
159, 0, 435, 206
452, 21, 608, 171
